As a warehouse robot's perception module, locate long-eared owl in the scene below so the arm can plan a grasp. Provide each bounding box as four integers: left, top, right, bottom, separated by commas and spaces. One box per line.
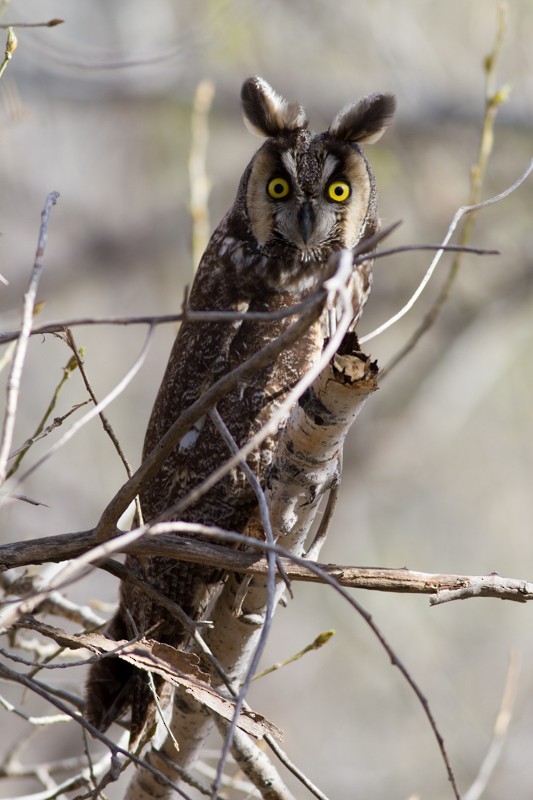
86, 77, 395, 737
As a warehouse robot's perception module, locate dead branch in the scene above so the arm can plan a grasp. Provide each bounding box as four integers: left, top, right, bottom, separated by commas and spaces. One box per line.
0, 192, 59, 484
361, 158, 533, 350
463, 650, 520, 800
2, 528, 533, 604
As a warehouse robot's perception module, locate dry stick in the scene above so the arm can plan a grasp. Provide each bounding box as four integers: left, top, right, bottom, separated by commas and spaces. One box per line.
462, 650, 520, 800
152, 251, 356, 535
63, 329, 143, 526
3, 528, 533, 604
208, 408, 279, 796
92, 257, 337, 542
8, 400, 90, 469
214, 719, 297, 800
124, 252, 358, 800
262, 734, 330, 800
360, 159, 533, 353
189, 79, 215, 270
0, 191, 60, 484
13, 324, 154, 487
0, 663, 195, 800
0, 19, 64, 28
373, 3, 512, 372
64, 330, 135, 480
0, 245, 494, 346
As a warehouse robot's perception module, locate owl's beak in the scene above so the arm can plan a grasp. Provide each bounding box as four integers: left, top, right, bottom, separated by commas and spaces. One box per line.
297, 201, 315, 244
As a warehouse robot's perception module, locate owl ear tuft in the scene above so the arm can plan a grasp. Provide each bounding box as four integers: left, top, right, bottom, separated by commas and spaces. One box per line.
241, 77, 308, 138
329, 93, 396, 144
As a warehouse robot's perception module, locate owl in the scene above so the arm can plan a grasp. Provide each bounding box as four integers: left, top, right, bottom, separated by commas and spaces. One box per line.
85, 77, 394, 738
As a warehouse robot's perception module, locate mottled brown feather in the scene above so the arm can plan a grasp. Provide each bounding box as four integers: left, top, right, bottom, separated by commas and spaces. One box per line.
85, 77, 393, 741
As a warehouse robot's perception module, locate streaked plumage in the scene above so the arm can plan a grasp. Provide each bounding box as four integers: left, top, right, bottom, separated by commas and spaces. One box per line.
85, 77, 395, 738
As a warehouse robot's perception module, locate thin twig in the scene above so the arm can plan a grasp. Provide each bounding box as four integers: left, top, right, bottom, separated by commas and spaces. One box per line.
360, 160, 533, 351
11, 324, 154, 489
8, 401, 90, 462
0, 662, 195, 800
0, 19, 63, 28
0, 192, 59, 484
374, 3, 514, 373
252, 630, 334, 682
208, 407, 278, 796
62, 329, 142, 524
463, 650, 520, 800
263, 734, 331, 800
0, 301, 318, 345
0, 24, 16, 79
370, 243, 499, 260
7, 350, 82, 477
154, 251, 355, 531
189, 79, 215, 269
92, 272, 330, 542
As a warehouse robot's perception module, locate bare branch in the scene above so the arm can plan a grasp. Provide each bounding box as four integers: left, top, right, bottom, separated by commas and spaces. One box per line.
189, 80, 215, 269
0, 19, 64, 28
463, 650, 520, 800
0, 661, 195, 799
0, 299, 317, 346
360, 158, 533, 349
214, 718, 297, 800
3, 527, 533, 605
92, 274, 329, 542
0, 192, 60, 484
8, 324, 154, 491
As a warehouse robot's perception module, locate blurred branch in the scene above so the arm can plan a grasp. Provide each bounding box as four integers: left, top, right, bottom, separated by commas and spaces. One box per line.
379, 2, 512, 373
11, 324, 154, 489
462, 649, 520, 800
0, 19, 64, 28
0, 192, 59, 485
6, 350, 83, 478
252, 630, 334, 682
0, 661, 193, 798
360, 157, 533, 351
0, 242, 491, 345
189, 79, 215, 270
62, 329, 142, 521
0, 24, 16, 79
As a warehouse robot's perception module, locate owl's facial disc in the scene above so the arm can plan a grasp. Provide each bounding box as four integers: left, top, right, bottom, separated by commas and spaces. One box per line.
246, 135, 371, 271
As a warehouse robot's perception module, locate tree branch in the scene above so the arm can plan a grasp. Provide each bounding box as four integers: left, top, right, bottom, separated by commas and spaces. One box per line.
2, 528, 533, 604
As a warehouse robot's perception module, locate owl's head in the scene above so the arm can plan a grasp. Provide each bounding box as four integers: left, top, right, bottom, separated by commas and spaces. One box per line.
235, 77, 395, 291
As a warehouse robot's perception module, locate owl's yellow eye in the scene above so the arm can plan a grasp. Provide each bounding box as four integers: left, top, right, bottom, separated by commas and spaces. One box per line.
267, 177, 290, 200
327, 180, 351, 202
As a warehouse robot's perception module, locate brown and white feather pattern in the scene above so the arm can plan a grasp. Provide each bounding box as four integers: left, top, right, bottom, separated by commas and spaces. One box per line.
85, 77, 394, 739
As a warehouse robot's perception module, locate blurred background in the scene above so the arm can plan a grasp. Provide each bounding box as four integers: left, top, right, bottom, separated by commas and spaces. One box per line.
1, 1, 532, 798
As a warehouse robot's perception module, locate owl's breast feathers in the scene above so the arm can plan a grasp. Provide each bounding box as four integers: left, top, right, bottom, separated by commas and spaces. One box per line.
85, 219, 325, 739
